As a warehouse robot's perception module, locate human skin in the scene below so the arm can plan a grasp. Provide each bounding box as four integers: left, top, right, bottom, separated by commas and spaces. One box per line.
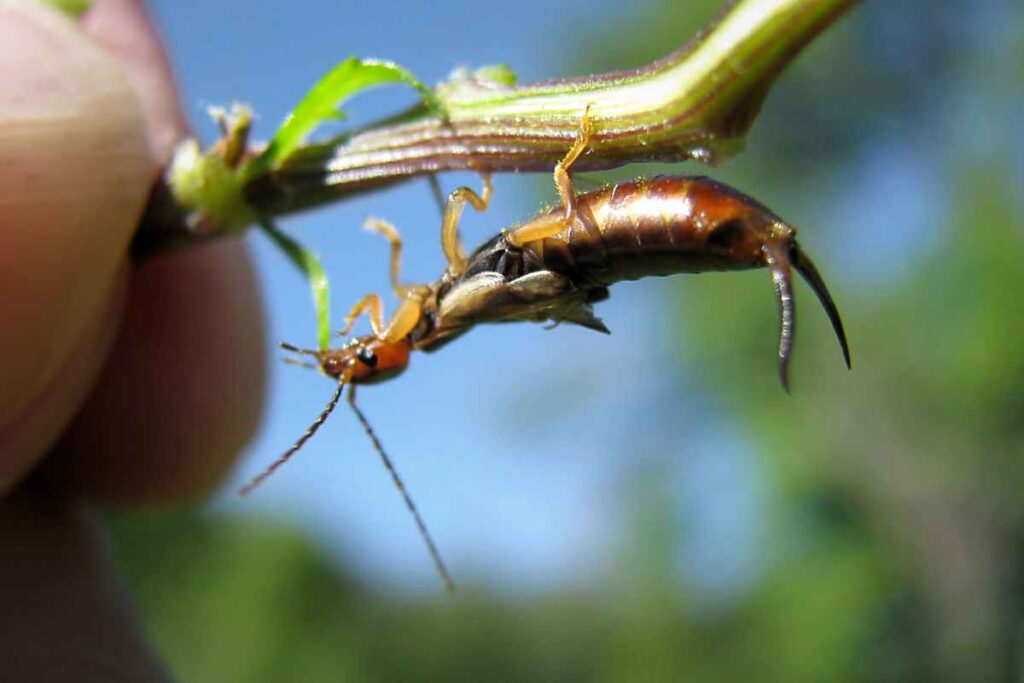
0, 1, 266, 679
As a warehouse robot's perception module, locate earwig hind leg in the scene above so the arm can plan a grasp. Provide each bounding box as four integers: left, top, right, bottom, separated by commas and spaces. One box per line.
763, 243, 796, 392
364, 217, 409, 298
441, 173, 493, 277
554, 105, 594, 224
340, 294, 385, 338
504, 214, 566, 248
347, 385, 455, 592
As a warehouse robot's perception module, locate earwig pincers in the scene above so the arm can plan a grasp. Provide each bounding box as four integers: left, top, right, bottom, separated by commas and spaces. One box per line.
241, 110, 851, 589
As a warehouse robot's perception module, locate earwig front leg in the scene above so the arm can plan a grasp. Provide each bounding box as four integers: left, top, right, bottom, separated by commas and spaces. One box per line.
380, 296, 424, 343
364, 217, 411, 298
441, 173, 493, 277
340, 294, 386, 337
341, 289, 425, 345
553, 106, 594, 224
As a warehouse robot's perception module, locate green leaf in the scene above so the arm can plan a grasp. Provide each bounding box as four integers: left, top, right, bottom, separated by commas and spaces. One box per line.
246, 58, 440, 179
259, 220, 331, 352
41, 0, 92, 18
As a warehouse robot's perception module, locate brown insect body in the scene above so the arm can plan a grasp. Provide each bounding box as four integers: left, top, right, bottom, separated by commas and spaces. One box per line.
438, 176, 791, 336
434, 174, 848, 390
517, 176, 781, 285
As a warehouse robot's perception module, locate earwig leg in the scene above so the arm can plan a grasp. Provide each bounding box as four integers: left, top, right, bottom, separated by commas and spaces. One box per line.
441, 173, 493, 277
380, 296, 423, 343
347, 385, 455, 592
553, 105, 594, 224
505, 214, 566, 248
763, 243, 796, 392
340, 294, 385, 337
239, 374, 350, 496
364, 217, 409, 298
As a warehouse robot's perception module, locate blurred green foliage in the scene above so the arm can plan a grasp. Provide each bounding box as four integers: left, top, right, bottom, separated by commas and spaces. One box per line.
107, 1, 1024, 680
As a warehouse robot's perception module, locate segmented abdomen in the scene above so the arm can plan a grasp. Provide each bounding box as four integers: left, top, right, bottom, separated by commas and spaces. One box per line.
527, 176, 768, 286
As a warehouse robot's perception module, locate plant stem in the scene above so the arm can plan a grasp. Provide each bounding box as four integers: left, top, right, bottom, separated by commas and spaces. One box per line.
135, 0, 857, 256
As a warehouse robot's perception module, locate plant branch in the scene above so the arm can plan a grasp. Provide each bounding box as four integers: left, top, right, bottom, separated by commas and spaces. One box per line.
135, 0, 857, 256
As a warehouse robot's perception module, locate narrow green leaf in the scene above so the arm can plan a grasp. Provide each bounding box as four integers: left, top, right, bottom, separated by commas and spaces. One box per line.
246, 58, 440, 179
259, 220, 331, 352
41, 0, 92, 18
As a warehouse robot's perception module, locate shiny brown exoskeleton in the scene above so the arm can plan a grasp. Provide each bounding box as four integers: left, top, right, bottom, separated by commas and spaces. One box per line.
241, 111, 851, 591
438, 173, 850, 388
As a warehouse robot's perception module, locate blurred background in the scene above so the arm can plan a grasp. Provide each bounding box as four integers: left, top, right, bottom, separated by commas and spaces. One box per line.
110, 0, 1024, 679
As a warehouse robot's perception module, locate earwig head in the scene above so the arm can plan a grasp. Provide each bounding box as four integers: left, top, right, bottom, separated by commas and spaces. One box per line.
281, 336, 412, 385
240, 335, 413, 498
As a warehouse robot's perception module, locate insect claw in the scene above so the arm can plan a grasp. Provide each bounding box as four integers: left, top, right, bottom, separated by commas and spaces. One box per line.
792, 246, 851, 370
763, 243, 795, 392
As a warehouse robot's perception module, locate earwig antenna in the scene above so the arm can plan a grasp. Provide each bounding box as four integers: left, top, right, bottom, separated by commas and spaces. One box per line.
239, 378, 348, 496
282, 357, 319, 371
763, 243, 795, 392
279, 341, 321, 357
347, 386, 455, 593
792, 246, 852, 370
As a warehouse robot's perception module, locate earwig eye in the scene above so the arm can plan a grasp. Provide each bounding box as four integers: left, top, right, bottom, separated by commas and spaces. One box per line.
707, 218, 746, 250
356, 347, 378, 367
322, 357, 342, 376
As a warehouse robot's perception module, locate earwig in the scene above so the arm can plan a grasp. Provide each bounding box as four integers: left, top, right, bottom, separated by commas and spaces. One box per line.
241, 110, 851, 590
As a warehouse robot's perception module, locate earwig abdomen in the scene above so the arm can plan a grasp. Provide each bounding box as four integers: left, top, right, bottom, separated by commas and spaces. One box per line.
525, 176, 785, 287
